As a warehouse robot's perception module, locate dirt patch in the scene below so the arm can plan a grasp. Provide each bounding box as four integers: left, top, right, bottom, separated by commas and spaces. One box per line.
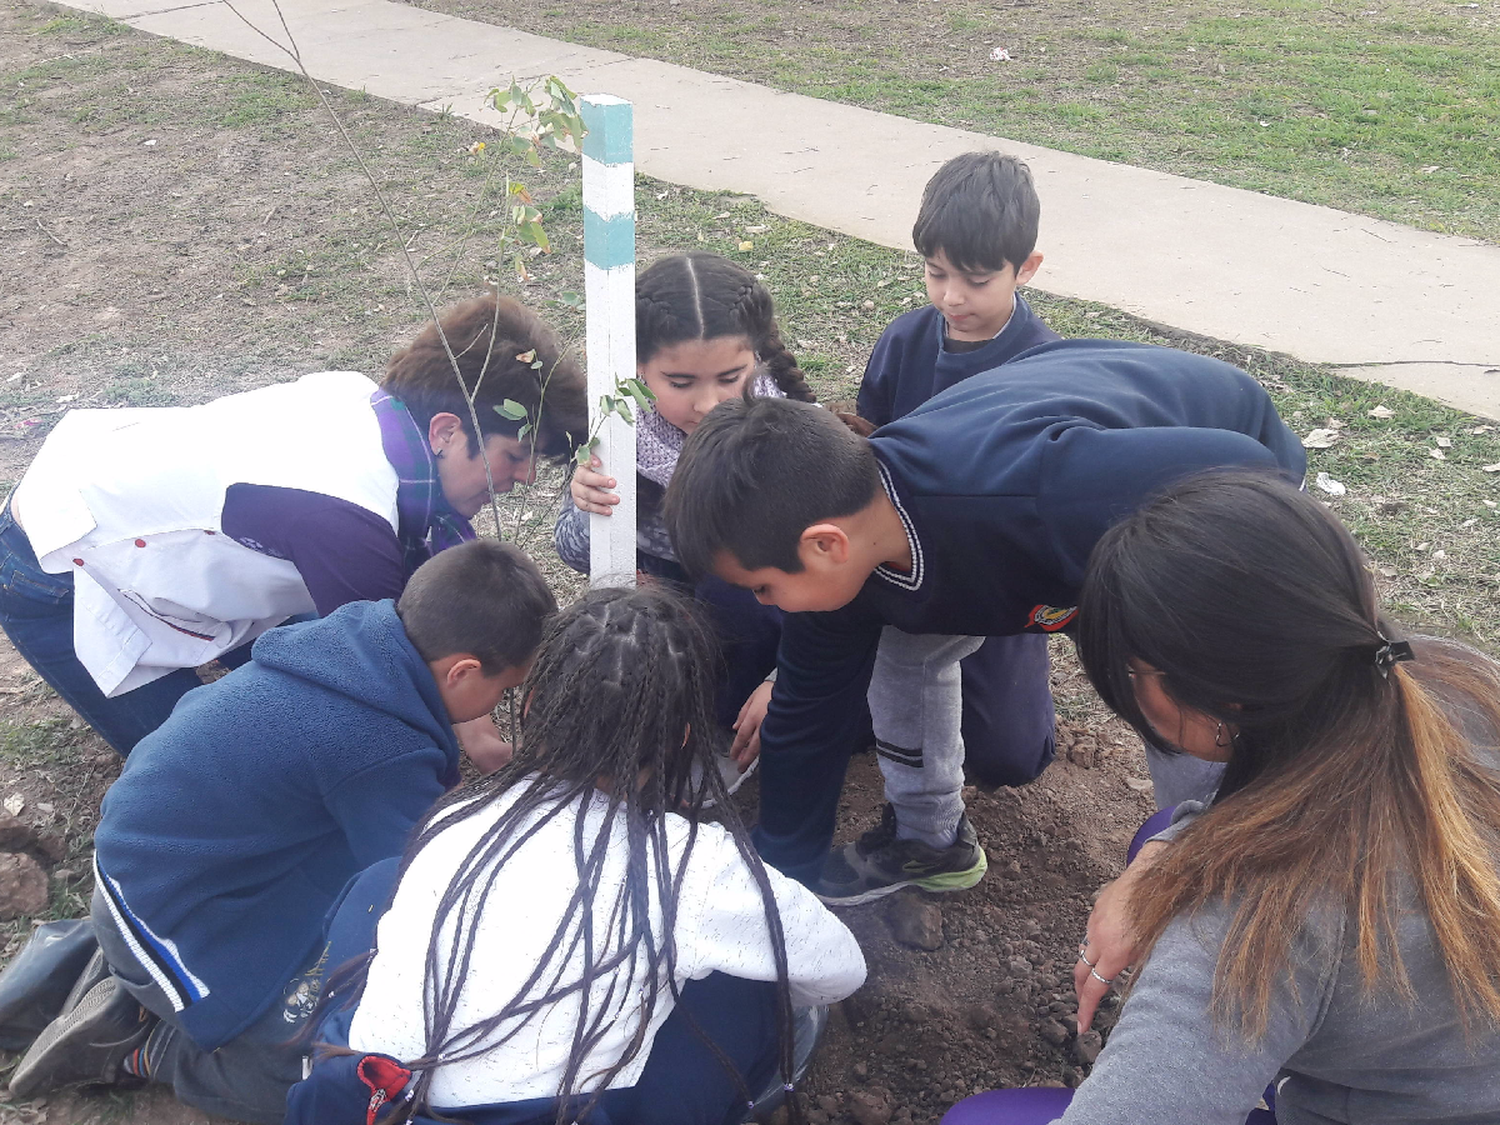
800, 710, 1155, 1122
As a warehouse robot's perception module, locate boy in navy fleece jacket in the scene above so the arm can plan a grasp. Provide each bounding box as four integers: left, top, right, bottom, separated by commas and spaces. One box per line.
857, 152, 1054, 429
10, 541, 553, 1123
855, 153, 1061, 847
665, 340, 1305, 900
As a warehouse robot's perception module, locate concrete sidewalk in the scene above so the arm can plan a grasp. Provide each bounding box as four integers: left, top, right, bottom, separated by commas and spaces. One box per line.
58, 0, 1500, 418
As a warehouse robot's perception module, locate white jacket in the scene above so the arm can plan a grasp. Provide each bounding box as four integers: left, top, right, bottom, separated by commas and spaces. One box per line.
14, 372, 397, 696
350, 786, 867, 1106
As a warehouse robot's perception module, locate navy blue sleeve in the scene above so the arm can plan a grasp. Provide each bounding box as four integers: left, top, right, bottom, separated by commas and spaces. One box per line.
325, 743, 450, 868
1039, 426, 1295, 589
753, 604, 883, 883
857, 325, 902, 428
221, 484, 405, 615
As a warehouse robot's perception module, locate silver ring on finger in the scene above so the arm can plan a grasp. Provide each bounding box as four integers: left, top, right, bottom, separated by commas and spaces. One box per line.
1077, 942, 1099, 971
1088, 965, 1115, 987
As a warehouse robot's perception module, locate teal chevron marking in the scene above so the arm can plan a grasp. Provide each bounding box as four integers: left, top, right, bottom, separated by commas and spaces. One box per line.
581, 99, 633, 165
584, 209, 635, 269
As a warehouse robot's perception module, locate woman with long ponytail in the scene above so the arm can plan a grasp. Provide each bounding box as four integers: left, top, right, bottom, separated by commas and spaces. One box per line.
946, 470, 1500, 1124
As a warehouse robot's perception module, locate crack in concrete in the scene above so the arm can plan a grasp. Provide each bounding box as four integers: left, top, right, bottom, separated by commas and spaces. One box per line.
119, 1, 218, 21
1328, 361, 1500, 371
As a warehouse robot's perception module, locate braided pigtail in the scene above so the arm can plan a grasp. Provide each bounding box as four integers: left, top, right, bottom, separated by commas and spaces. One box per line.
756, 324, 816, 403
636, 252, 815, 400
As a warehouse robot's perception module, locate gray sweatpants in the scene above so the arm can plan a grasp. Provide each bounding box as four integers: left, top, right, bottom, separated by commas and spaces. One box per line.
869, 628, 1223, 848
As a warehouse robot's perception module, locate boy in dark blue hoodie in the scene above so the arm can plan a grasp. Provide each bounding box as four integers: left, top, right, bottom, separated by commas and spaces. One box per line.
853, 153, 1061, 846
665, 341, 1306, 901
9, 540, 554, 1123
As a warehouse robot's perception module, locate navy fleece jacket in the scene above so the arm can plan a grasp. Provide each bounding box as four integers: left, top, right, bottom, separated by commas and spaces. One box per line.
856, 298, 1059, 428
93, 600, 459, 1051
755, 339, 1307, 880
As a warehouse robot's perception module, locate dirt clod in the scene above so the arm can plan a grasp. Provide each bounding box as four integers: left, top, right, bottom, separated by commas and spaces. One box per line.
848, 1086, 894, 1125
1038, 1017, 1071, 1047
0, 853, 50, 920
0, 814, 37, 853
887, 895, 944, 951
1074, 1029, 1103, 1066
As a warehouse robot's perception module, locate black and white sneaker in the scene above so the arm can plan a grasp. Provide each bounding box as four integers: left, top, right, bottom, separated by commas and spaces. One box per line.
811, 804, 987, 906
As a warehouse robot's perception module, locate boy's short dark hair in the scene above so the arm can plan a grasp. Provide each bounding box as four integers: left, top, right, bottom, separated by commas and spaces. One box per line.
383, 294, 587, 461
665, 395, 880, 576
912, 152, 1040, 275
397, 540, 556, 674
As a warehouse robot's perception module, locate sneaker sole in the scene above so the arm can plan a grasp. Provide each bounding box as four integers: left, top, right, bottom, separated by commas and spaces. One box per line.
816, 849, 988, 907
10, 979, 124, 1099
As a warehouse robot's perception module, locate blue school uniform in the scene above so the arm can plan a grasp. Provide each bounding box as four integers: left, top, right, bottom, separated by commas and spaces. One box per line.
855, 297, 1059, 428
756, 339, 1307, 883
91, 600, 459, 1053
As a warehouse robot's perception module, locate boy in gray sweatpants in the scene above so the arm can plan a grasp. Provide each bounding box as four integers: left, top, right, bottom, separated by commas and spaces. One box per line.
852, 153, 1220, 878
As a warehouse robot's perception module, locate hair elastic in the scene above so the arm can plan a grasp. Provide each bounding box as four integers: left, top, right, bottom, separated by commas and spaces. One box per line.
1373, 636, 1415, 679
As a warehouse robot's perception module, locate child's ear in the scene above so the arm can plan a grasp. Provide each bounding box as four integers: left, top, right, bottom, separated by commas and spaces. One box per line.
1015, 252, 1043, 287
799, 523, 851, 567
443, 655, 484, 687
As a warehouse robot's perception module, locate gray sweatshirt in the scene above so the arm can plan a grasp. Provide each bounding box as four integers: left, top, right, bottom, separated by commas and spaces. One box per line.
1058, 867, 1500, 1123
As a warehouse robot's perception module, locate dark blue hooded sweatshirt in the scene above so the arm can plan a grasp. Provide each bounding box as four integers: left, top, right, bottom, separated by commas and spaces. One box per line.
754, 339, 1307, 881
92, 599, 460, 1051
856, 298, 1060, 427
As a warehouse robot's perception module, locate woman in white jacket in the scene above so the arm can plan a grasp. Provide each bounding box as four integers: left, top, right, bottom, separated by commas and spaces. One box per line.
0, 296, 584, 758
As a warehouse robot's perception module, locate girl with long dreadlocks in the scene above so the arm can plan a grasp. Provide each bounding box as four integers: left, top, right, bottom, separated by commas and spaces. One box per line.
285, 584, 865, 1125
944, 471, 1500, 1125
555, 253, 821, 783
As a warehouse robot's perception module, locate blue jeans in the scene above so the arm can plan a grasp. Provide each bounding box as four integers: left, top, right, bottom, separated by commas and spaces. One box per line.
0, 501, 248, 755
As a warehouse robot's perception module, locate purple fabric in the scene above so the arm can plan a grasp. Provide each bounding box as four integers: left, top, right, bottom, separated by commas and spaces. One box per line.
941, 1088, 1074, 1125
220, 484, 406, 616
1128, 806, 1179, 865
369, 389, 476, 575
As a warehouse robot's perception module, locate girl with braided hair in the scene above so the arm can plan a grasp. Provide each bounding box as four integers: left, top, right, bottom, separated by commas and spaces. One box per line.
556, 252, 817, 779
285, 584, 864, 1125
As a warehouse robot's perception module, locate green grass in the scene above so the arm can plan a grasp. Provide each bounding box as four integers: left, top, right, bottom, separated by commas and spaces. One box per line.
417, 0, 1500, 241
0, 717, 80, 768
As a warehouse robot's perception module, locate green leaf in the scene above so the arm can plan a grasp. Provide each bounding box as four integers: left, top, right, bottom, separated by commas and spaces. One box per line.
625, 381, 654, 413
495, 399, 529, 421
614, 400, 635, 424
557, 290, 584, 309
520, 221, 550, 252
517, 422, 532, 440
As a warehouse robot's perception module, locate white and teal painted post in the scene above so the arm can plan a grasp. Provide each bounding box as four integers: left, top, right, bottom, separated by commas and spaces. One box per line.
581, 94, 638, 588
